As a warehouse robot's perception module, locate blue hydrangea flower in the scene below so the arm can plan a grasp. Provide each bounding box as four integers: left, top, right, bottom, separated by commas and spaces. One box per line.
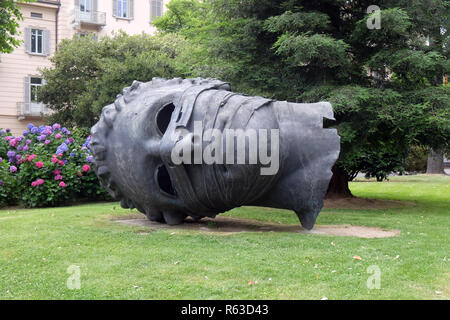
56, 143, 69, 154
27, 123, 34, 130
31, 127, 40, 134
23, 130, 29, 136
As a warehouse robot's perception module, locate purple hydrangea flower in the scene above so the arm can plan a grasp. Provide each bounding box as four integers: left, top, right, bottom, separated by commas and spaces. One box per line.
31, 127, 39, 134
6, 128, 10, 133
52, 123, 61, 130
10, 166, 17, 173
23, 145, 29, 151
0, 181, 4, 186
56, 143, 69, 154
17, 146, 23, 151
23, 130, 29, 136
26, 139, 32, 145
0, 157, 3, 163
86, 155, 93, 163
0, 129, 5, 135
7, 150, 16, 158
15, 154, 21, 161
37, 135, 46, 142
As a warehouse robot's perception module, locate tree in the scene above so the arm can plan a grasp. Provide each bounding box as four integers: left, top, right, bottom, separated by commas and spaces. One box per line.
39, 32, 187, 127
0, 0, 34, 53
156, 0, 450, 196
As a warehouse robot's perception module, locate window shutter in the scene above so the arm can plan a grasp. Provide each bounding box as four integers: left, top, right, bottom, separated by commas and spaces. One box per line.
129, 0, 134, 19
24, 77, 31, 105
92, 0, 98, 22
25, 28, 31, 53
150, 0, 153, 21
112, 0, 117, 16
43, 30, 51, 55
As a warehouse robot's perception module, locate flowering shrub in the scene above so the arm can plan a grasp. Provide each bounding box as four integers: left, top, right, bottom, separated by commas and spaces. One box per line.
0, 124, 109, 207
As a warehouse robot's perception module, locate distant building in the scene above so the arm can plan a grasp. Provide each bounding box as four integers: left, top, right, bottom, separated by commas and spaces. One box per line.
0, 0, 167, 135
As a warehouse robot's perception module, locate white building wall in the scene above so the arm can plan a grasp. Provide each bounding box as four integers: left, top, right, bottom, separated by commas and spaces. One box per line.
0, 0, 167, 135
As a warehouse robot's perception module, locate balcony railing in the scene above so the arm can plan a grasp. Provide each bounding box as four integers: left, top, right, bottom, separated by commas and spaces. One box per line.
74, 9, 106, 27
17, 102, 50, 120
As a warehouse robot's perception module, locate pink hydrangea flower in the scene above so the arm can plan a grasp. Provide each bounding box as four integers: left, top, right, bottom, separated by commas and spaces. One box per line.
31, 181, 38, 187
27, 154, 37, 161
55, 133, 62, 139
35, 161, 44, 169
59, 181, 66, 188
36, 179, 44, 185
45, 140, 51, 145
82, 164, 91, 173
53, 169, 61, 175
55, 175, 63, 181
58, 160, 64, 166
51, 157, 58, 163
9, 139, 18, 147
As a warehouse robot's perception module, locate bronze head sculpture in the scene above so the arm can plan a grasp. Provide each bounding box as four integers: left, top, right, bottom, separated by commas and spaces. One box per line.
90, 78, 340, 230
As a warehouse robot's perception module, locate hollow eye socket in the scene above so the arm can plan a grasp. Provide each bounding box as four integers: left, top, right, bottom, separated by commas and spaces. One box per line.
156, 164, 177, 197
156, 103, 175, 136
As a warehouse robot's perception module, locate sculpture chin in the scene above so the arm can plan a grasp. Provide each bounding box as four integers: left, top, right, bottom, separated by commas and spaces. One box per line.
90, 77, 340, 230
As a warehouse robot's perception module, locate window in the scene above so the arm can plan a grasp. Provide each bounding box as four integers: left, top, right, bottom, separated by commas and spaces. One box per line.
151, 0, 162, 22
30, 78, 43, 103
80, 0, 92, 12
31, 12, 43, 18
117, 0, 128, 18
31, 29, 43, 54
113, 0, 133, 19
26, 28, 50, 55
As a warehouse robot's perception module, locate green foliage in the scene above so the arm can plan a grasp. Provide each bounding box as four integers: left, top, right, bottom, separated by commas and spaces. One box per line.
0, 0, 34, 53
0, 124, 109, 208
405, 145, 428, 173
157, 0, 450, 184
39, 32, 187, 128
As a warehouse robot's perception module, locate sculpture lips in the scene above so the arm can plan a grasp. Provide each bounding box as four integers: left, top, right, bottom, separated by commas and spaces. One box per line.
91, 78, 340, 230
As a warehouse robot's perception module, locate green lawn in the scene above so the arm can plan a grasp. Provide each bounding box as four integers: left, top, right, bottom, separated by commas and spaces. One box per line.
0, 175, 448, 299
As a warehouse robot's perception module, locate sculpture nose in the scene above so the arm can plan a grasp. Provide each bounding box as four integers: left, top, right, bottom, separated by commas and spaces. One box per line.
145, 139, 161, 157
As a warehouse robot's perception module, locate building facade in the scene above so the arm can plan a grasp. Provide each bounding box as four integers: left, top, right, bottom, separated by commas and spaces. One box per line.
0, 0, 167, 135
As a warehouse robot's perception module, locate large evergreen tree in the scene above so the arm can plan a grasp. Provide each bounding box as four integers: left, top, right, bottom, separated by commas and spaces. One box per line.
155, 0, 450, 196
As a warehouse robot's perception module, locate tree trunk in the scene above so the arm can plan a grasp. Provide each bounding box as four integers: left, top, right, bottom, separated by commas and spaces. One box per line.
326, 165, 353, 198
426, 149, 445, 174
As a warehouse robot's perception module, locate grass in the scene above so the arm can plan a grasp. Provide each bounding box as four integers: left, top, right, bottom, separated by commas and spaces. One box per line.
0, 175, 448, 299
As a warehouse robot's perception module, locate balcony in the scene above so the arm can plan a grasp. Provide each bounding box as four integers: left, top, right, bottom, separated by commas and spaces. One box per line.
74, 9, 106, 28
17, 102, 50, 120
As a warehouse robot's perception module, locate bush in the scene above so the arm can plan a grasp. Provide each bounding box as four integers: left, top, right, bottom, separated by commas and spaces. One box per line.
0, 124, 109, 207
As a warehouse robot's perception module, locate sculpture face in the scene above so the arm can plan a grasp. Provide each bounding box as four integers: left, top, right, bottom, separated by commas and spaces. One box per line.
91, 78, 340, 229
